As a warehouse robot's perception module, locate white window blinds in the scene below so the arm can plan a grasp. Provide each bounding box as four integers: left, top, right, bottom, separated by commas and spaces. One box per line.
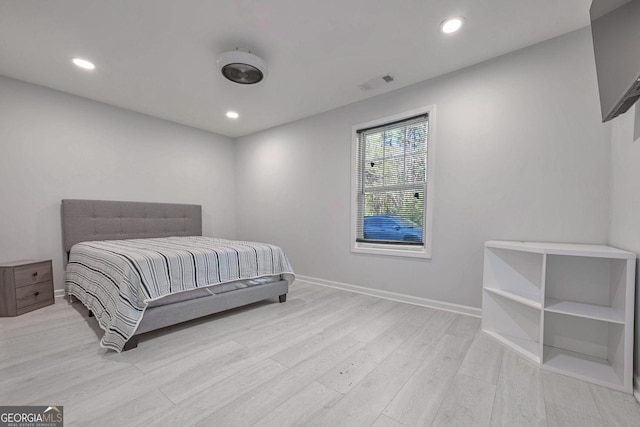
355, 113, 428, 246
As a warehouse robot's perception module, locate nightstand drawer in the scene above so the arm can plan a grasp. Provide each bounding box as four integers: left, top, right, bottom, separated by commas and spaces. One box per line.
14, 262, 52, 287
16, 281, 54, 309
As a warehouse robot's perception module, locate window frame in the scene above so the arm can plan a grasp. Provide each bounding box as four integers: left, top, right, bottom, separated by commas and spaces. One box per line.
350, 105, 436, 259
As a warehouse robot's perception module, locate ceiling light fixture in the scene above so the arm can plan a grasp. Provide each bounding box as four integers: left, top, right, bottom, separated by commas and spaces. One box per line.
440, 17, 463, 34
226, 111, 239, 119
72, 58, 95, 70
216, 49, 267, 85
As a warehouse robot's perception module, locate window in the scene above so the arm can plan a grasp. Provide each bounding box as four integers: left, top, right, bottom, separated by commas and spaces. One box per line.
351, 106, 435, 258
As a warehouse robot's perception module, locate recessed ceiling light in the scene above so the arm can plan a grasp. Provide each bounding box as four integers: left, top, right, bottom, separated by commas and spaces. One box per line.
440, 18, 463, 34
72, 58, 95, 70
226, 111, 239, 119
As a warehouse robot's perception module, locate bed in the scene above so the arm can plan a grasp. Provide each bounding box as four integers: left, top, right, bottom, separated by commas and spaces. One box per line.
62, 199, 295, 352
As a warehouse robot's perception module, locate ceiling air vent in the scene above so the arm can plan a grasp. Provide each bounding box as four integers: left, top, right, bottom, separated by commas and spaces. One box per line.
360, 74, 394, 91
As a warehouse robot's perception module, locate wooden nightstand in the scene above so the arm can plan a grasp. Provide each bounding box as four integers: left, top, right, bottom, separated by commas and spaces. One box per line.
0, 260, 54, 316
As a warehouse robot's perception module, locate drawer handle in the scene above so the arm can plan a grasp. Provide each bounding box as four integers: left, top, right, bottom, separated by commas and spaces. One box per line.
34, 291, 40, 296
32, 272, 38, 277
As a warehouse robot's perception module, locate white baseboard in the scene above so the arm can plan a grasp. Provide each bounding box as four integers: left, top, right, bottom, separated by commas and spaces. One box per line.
634, 374, 640, 403
295, 275, 481, 318
54, 289, 65, 298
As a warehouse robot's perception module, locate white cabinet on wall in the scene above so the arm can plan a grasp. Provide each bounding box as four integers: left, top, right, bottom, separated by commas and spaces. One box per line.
482, 241, 635, 393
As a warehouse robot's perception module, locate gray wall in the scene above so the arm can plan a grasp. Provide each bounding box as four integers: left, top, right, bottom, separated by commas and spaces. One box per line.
0, 27, 617, 313
234, 27, 611, 309
608, 104, 640, 385
0, 76, 236, 291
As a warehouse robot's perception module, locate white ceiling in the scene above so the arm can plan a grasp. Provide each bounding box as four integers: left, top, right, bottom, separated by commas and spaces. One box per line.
0, 0, 593, 138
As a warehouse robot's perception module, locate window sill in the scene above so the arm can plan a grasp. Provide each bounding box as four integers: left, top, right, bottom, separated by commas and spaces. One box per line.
352, 242, 432, 259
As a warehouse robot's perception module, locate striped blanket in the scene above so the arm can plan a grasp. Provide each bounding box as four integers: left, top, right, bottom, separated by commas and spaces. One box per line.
65, 236, 295, 352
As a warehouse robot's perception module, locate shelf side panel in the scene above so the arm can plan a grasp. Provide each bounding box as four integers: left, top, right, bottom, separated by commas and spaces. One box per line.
609, 259, 628, 318
607, 321, 626, 389
484, 247, 543, 302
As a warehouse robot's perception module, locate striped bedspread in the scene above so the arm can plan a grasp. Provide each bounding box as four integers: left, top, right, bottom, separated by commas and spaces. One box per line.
65, 236, 295, 352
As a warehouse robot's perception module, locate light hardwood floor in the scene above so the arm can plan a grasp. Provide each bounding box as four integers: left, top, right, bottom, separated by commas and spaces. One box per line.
1, 281, 639, 426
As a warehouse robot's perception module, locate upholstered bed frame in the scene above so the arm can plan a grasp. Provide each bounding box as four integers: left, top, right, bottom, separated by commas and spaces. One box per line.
62, 199, 289, 350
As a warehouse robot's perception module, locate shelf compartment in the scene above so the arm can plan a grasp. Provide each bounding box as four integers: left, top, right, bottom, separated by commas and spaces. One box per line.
483, 246, 543, 303
543, 311, 626, 392
545, 255, 628, 318
544, 297, 624, 324
485, 330, 540, 364
482, 290, 541, 363
485, 287, 541, 309
543, 346, 624, 391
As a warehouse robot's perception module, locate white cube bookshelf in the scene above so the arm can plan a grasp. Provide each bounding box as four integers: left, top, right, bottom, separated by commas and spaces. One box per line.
481, 241, 635, 393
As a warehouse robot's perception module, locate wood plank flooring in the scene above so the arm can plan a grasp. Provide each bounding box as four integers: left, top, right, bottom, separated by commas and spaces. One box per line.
1, 280, 640, 426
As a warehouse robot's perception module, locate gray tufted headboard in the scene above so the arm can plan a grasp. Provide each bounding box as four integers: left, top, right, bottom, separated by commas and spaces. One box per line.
61, 199, 202, 252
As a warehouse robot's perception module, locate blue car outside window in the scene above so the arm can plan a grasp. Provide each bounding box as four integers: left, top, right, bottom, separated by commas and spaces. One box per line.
363, 215, 422, 243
